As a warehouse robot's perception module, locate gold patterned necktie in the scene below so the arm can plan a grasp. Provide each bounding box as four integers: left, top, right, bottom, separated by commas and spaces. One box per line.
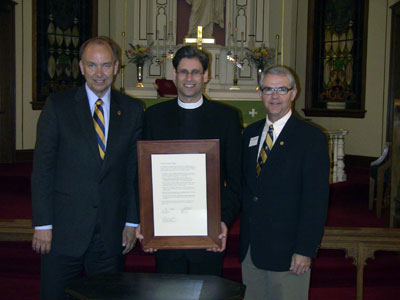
256, 124, 274, 177
93, 99, 106, 160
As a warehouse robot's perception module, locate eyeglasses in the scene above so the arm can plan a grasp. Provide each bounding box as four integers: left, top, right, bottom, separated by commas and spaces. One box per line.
260, 86, 293, 95
176, 69, 203, 78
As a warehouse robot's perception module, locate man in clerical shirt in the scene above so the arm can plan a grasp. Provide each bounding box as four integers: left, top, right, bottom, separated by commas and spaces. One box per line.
137, 45, 241, 276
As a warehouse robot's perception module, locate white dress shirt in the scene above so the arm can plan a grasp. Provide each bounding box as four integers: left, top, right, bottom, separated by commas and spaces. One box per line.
257, 110, 292, 159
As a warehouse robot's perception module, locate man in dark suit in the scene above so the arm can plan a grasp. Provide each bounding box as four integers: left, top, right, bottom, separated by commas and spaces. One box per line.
137, 45, 241, 276
240, 66, 330, 300
31, 37, 143, 300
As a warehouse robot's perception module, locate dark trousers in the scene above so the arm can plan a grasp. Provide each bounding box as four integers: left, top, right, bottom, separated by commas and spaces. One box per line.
40, 230, 123, 300
155, 250, 223, 276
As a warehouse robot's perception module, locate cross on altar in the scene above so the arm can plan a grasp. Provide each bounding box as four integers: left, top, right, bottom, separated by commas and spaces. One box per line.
249, 108, 258, 117
184, 26, 215, 50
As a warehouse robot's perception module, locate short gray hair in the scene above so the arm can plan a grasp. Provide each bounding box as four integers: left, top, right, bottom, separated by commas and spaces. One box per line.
259, 65, 296, 90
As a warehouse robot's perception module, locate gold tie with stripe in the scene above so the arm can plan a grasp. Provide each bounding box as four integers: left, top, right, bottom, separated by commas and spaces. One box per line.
256, 124, 274, 177
93, 99, 106, 159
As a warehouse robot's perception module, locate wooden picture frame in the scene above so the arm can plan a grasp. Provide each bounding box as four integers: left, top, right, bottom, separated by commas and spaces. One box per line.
31, 0, 98, 110
304, 0, 369, 118
137, 140, 222, 250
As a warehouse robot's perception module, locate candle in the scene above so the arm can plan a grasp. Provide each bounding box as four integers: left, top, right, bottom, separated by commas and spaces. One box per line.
227, 23, 231, 52
156, 30, 159, 59
234, 27, 238, 57
275, 34, 279, 65
122, 0, 127, 65
240, 32, 244, 60
168, 20, 173, 51
163, 25, 167, 57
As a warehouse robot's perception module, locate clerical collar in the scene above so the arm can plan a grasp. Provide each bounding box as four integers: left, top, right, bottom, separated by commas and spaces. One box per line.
177, 96, 203, 109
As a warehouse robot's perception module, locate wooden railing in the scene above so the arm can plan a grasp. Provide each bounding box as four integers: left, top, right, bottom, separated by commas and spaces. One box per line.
321, 227, 400, 300
0, 219, 33, 241
1, 219, 400, 300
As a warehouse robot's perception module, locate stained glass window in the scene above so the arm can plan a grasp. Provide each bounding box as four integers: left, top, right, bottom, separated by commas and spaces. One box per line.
304, 0, 368, 118
32, 0, 97, 110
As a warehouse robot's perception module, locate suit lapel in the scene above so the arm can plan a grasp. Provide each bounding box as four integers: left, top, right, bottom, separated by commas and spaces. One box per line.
273, 114, 296, 150
260, 114, 297, 173
101, 91, 123, 172
252, 120, 265, 162
74, 86, 102, 166
246, 120, 265, 178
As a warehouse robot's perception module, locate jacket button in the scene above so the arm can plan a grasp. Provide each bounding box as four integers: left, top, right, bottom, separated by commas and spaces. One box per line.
253, 196, 258, 202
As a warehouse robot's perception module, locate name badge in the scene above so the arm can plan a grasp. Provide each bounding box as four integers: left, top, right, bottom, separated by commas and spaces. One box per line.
249, 136, 259, 147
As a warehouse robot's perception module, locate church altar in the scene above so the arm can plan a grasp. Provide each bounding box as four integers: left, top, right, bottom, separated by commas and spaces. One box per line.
125, 43, 260, 102
119, 0, 279, 99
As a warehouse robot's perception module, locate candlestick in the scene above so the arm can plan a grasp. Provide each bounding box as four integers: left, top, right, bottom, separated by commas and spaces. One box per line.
229, 61, 240, 91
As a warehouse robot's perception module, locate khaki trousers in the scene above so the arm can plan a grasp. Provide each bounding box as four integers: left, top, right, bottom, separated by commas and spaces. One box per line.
242, 247, 310, 300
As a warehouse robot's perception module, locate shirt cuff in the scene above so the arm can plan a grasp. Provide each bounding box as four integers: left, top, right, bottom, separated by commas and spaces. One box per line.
125, 222, 138, 227
35, 225, 52, 230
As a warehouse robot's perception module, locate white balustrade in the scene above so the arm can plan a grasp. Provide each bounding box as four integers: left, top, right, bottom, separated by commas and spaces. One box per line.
326, 129, 349, 183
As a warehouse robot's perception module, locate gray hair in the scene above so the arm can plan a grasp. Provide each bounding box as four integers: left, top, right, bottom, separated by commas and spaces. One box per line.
259, 65, 297, 90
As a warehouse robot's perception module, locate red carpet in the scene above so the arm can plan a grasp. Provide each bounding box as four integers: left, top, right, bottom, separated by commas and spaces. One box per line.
1, 163, 399, 299
326, 167, 389, 228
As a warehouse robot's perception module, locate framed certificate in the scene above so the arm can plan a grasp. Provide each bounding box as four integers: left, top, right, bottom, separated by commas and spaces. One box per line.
137, 140, 221, 250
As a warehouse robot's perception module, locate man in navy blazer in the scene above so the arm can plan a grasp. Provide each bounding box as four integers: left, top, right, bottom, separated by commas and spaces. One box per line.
240, 66, 330, 300
137, 46, 242, 276
31, 37, 143, 299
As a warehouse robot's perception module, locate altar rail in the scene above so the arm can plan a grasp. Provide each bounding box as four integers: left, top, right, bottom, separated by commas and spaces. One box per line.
1, 219, 400, 300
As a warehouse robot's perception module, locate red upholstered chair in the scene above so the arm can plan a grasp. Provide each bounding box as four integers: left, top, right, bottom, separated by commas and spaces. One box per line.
155, 79, 178, 98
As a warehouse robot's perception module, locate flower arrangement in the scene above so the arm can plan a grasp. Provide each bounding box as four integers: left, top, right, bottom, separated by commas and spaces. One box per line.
126, 44, 152, 66
247, 45, 275, 70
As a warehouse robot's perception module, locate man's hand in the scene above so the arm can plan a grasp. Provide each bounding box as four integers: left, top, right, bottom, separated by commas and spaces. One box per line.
32, 229, 52, 254
207, 222, 227, 252
290, 253, 311, 275
135, 225, 157, 253
122, 226, 137, 254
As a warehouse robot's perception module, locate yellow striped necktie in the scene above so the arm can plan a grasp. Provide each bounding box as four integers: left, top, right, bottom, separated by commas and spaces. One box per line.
256, 124, 274, 177
93, 99, 106, 160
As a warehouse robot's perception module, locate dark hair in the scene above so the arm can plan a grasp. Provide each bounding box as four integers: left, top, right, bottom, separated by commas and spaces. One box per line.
259, 65, 297, 90
172, 46, 209, 72
79, 36, 119, 62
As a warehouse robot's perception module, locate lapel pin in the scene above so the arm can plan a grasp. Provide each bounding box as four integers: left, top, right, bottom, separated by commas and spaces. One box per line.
117, 110, 122, 116
280, 141, 284, 146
